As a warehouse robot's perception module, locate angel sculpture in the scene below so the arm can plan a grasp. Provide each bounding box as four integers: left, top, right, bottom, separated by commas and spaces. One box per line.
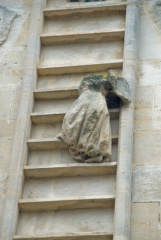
57, 74, 131, 163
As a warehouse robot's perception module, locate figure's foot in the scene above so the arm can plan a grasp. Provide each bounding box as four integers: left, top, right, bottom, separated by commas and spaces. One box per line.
85, 156, 103, 163
69, 149, 85, 162
103, 156, 111, 162
56, 133, 62, 140
73, 154, 85, 162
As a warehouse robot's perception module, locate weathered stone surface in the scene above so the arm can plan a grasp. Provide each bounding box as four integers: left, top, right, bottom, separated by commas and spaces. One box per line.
131, 203, 159, 240
1, 0, 161, 239
0, 0, 32, 235
134, 131, 161, 165
16, 208, 114, 236
138, 60, 161, 87
135, 86, 153, 109
143, 0, 161, 32
58, 74, 130, 163
132, 166, 161, 202
0, 6, 18, 45
57, 74, 112, 163
138, 12, 161, 61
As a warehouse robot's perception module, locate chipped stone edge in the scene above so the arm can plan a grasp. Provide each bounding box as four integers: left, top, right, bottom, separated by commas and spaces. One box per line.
113, 0, 140, 240
0, 1, 46, 239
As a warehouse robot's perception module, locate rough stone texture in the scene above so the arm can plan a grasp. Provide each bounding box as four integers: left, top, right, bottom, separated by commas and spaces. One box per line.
0, 0, 32, 229
57, 74, 112, 163
143, 0, 161, 31
132, 166, 161, 202
131, 0, 161, 238
57, 74, 130, 163
131, 203, 159, 240
0, 0, 161, 239
0, 6, 18, 46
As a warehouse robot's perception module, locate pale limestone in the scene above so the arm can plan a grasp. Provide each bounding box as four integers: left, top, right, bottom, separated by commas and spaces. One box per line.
40, 41, 123, 67
1, 0, 161, 239
0, 4, 31, 232
44, 14, 125, 36
138, 7, 161, 61
135, 86, 154, 109
0, 0, 43, 238
27, 145, 118, 166
134, 131, 161, 165
16, 208, 114, 235
134, 119, 153, 131
0, 6, 18, 45
22, 175, 116, 199
131, 203, 159, 240
138, 60, 161, 87
132, 165, 161, 201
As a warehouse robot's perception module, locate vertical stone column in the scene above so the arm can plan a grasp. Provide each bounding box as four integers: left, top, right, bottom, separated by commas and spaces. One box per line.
0, 1, 45, 239
113, 1, 140, 240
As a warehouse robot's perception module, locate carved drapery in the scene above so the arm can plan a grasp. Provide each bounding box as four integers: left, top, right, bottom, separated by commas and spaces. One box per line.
57, 74, 131, 163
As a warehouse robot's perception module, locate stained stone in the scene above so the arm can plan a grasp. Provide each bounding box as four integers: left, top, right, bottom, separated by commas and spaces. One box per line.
0, 6, 18, 45
57, 74, 131, 163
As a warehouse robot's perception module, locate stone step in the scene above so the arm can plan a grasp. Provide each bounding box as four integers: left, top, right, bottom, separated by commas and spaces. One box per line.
34, 87, 78, 100
14, 231, 113, 240
24, 162, 117, 178
19, 195, 115, 212
28, 138, 67, 150
37, 59, 123, 76
44, 2, 126, 19
31, 108, 120, 124
27, 135, 118, 150
31, 112, 65, 124
40, 29, 125, 45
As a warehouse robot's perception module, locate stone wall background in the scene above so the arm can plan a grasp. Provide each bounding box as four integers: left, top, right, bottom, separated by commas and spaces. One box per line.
0, 0, 32, 227
0, 0, 161, 239
131, 0, 161, 239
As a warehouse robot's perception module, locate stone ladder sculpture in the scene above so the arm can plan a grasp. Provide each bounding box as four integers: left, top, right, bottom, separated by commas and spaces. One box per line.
0, 0, 139, 239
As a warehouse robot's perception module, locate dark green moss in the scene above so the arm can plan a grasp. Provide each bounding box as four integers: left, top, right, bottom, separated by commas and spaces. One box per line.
79, 74, 114, 93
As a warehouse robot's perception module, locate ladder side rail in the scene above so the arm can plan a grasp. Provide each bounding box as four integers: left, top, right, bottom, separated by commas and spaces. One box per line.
0, 1, 46, 239
113, 1, 140, 239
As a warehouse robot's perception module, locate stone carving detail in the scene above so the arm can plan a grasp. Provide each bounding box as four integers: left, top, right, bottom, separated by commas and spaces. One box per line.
0, 6, 18, 46
57, 74, 131, 163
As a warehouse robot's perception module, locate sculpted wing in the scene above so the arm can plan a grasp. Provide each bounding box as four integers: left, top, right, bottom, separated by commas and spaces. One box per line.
107, 76, 131, 104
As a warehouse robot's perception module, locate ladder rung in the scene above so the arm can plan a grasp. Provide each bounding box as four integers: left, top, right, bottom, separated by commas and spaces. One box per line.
27, 138, 67, 150
27, 136, 118, 150
37, 60, 123, 76
43, 2, 127, 19
19, 195, 115, 212
24, 162, 117, 178
31, 112, 65, 124
14, 231, 113, 240
34, 87, 78, 100
31, 109, 120, 124
40, 29, 125, 45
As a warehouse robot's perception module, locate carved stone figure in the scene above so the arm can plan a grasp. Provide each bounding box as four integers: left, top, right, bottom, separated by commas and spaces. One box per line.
0, 6, 18, 46
57, 74, 131, 163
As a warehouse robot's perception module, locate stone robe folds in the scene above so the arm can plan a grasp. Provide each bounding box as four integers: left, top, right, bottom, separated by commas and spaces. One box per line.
57, 89, 111, 162
57, 74, 130, 163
